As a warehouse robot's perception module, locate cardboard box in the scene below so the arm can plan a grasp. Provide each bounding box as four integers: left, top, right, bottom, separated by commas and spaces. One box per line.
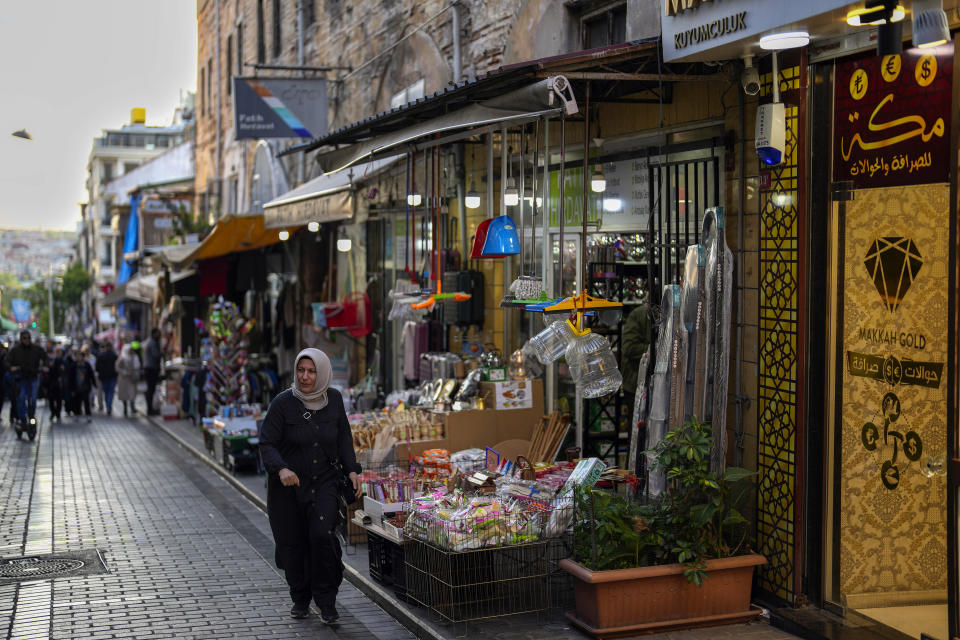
482, 380, 535, 410
396, 379, 544, 459
363, 495, 405, 526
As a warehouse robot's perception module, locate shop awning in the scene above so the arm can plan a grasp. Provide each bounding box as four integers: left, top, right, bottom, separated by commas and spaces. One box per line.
157, 242, 202, 269
102, 272, 160, 306
284, 41, 685, 161
312, 77, 578, 174
158, 213, 301, 270
262, 154, 401, 228
0, 316, 17, 331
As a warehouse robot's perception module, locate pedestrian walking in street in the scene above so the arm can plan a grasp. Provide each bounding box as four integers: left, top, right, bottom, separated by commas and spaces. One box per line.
83, 342, 104, 413
3, 368, 15, 424
259, 348, 362, 625
5, 330, 49, 426
95, 342, 119, 415
46, 347, 67, 423
143, 328, 162, 416
66, 348, 95, 422
116, 344, 140, 417
0, 342, 8, 424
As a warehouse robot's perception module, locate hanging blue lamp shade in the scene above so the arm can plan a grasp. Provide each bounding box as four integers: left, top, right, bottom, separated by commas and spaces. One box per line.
480, 215, 521, 257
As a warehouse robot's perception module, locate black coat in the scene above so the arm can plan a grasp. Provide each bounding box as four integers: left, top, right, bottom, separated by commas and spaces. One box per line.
258, 388, 361, 503
65, 359, 96, 395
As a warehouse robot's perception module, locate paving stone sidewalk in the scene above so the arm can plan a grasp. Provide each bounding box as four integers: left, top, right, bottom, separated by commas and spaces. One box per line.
0, 412, 415, 640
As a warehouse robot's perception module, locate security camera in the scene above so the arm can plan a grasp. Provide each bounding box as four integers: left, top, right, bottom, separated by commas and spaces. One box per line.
741, 54, 760, 96
756, 102, 785, 166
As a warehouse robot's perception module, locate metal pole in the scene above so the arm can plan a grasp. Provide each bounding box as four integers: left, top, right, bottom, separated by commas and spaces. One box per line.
48, 267, 54, 337
297, 0, 306, 186
543, 118, 554, 415
451, 1, 462, 82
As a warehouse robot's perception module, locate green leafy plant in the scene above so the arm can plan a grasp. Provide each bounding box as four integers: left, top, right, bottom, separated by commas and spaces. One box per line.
572, 417, 755, 585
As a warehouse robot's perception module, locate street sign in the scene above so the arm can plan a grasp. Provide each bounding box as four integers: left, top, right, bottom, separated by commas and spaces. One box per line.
233, 77, 328, 139
11, 298, 30, 324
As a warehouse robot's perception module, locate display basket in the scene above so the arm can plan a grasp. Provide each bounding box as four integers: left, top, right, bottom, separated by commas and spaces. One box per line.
404, 539, 549, 624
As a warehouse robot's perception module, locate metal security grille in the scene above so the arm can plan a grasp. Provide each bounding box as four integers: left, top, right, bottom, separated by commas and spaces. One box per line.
756, 62, 802, 604
648, 155, 720, 303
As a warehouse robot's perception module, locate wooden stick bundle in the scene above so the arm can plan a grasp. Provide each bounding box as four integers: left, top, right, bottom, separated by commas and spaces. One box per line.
527, 411, 572, 463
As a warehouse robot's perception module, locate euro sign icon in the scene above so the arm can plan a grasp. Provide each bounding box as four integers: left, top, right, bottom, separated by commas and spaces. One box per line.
920, 59, 932, 81
886, 58, 897, 76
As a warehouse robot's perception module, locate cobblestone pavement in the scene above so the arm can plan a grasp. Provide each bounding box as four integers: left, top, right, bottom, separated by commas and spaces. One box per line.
0, 412, 415, 640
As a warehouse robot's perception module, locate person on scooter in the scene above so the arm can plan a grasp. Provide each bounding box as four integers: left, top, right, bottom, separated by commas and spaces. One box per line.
5, 331, 49, 431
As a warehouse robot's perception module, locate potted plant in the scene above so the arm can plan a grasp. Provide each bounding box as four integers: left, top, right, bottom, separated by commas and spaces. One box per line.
559, 418, 766, 637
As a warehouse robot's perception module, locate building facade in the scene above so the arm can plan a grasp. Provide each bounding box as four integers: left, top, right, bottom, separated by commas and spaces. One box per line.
194, 0, 659, 221
82, 102, 193, 329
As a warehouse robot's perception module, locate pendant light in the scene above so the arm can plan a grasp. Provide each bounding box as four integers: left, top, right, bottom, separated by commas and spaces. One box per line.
913, 0, 950, 48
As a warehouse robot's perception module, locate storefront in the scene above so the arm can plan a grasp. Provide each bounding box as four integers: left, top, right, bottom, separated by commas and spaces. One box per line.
663, 0, 960, 638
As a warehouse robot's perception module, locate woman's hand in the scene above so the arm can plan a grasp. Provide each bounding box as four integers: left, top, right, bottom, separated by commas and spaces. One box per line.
349, 471, 362, 499
278, 468, 300, 487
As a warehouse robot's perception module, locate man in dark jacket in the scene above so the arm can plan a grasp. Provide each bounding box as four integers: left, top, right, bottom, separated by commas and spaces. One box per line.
5, 331, 49, 423
143, 328, 162, 416
46, 346, 67, 423
66, 348, 95, 421
621, 304, 650, 396
95, 342, 119, 415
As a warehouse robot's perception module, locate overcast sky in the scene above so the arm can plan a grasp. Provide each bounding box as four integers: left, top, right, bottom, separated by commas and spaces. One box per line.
0, 1, 197, 231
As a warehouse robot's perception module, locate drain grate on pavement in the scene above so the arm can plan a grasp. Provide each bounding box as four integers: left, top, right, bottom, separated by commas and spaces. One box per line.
0, 549, 108, 584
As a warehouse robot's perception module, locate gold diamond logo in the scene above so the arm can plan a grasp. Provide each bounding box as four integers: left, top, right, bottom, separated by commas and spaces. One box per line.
863, 237, 922, 312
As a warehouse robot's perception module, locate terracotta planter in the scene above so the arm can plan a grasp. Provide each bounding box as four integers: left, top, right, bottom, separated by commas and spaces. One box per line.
559, 553, 767, 638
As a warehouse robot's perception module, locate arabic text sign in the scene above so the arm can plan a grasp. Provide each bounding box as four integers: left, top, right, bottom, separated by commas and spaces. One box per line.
838, 183, 948, 595
233, 77, 328, 140
833, 45, 952, 188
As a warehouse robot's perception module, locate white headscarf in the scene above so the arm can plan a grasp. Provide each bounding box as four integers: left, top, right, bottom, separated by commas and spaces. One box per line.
291, 348, 332, 410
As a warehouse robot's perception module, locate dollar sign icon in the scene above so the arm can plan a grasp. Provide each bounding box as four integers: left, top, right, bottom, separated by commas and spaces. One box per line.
915, 54, 937, 87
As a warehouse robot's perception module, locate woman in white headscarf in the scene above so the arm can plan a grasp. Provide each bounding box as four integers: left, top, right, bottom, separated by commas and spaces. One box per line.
116, 344, 141, 417
258, 348, 361, 625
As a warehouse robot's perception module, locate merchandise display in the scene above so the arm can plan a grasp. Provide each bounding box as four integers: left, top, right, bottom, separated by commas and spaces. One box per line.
643, 207, 735, 488
401, 456, 606, 551
201, 301, 255, 417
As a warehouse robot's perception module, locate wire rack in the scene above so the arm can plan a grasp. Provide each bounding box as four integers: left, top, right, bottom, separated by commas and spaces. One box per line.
404, 540, 550, 625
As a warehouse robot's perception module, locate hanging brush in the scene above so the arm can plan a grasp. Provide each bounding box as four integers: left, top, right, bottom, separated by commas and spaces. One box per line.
513, 118, 545, 300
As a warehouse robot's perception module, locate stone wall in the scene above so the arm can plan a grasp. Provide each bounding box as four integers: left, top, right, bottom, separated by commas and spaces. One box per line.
194, 0, 614, 216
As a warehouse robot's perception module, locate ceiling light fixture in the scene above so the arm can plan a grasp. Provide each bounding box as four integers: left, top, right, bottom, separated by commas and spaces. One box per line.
307, 221, 320, 232
337, 237, 352, 252
846, 4, 905, 25
407, 193, 422, 206
590, 167, 607, 193
913, 0, 950, 48
278, 230, 290, 241
759, 31, 810, 50
465, 187, 481, 209
504, 178, 519, 207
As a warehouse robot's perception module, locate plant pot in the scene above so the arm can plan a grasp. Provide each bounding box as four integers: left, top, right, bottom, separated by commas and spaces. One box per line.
559, 553, 767, 639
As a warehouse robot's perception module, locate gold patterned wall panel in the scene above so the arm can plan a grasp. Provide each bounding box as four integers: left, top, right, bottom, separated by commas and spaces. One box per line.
756, 62, 800, 603
839, 184, 948, 601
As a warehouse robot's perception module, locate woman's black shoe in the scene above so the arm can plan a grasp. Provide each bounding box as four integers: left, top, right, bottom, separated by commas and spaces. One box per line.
319, 607, 340, 625
290, 604, 310, 619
